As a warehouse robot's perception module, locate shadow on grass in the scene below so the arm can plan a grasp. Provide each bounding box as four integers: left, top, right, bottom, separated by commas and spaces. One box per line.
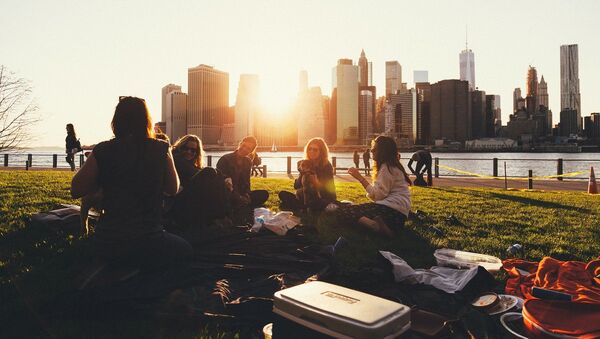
437, 187, 591, 213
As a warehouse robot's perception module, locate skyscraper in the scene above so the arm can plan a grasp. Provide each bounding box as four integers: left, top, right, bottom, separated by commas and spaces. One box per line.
471, 90, 486, 138
415, 82, 431, 144
332, 59, 359, 145
413, 70, 429, 83
234, 74, 260, 143
161, 84, 181, 123
538, 75, 549, 108
358, 90, 374, 145
165, 91, 187, 143
459, 43, 475, 90
560, 44, 581, 130
429, 80, 471, 143
385, 61, 402, 97
513, 88, 524, 113
187, 64, 229, 144
526, 66, 538, 113
358, 50, 372, 87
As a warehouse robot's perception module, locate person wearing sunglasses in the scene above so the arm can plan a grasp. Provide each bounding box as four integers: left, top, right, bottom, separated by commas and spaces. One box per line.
172, 134, 204, 187
71, 96, 192, 269
339, 136, 412, 236
170, 134, 232, 228
279, 137, 336, 212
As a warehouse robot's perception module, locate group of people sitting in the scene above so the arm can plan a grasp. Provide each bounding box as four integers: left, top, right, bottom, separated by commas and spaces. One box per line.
70, 96, 420, 269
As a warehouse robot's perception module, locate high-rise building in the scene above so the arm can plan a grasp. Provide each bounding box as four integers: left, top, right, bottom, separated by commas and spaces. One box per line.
358, 89, 374, 145
234, 74, 260, 143
358, 50, 372, 87
187, 64, 229, 144
332, 59, 359, 145
538, 75, 549, 108
559, 109, 578, 136
513, 88, 524, 113
584, 113, 600, 140
161, 84, 182, 123
415, 82, 431, 144
471, 90, 486, 138
297, 86, 326, 146
414, 71, 429, 83
165, 90, 187, 143
485, 95, 500, 137
429, 80, 471, 143
385, 61, 402, 97
459, 44, 475, 90
387, 89, 417, 142
560, 44, 581, 130
526, 66, 538, 113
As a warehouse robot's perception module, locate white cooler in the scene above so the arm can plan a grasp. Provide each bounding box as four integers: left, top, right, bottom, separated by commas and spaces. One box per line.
273, 281, 411, 339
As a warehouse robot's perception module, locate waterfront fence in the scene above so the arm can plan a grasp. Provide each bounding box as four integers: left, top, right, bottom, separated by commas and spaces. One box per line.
1, 152, 597, 180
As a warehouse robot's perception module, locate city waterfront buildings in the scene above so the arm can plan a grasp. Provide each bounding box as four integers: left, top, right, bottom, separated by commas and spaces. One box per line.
331, 59, 359, 145
187, 64, 229, 144
385, 61, 402, 97
429, 79, 471, 143
161, 84, 181, 124
459, 45, 475, 90
165, 90, 187, 143
413, 70, 428, 84
234, 74, 260, 144
560, 44, 581, 130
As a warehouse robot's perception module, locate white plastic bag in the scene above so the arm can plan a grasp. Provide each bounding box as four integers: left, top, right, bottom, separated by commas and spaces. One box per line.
263, 211, 300, 236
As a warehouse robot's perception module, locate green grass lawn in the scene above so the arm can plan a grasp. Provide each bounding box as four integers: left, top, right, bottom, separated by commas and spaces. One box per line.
1, 170, 599, 338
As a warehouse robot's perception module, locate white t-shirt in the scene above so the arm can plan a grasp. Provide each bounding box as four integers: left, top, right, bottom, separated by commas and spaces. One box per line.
365, 164, 411, 216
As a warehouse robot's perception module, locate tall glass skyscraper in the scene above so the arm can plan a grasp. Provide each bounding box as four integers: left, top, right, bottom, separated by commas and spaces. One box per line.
560, 44, 581, 130
459, 45, 475, 91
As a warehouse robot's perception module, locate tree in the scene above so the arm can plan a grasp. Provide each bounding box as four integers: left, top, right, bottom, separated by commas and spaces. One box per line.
0, 65, 40, 151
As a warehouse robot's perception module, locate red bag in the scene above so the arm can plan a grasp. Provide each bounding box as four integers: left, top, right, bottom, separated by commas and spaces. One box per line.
522, 299, 600, 338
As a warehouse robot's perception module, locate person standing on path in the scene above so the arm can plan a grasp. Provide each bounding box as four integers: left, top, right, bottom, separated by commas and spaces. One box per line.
363, 148, 371, 176
353, 150, 360, 169
65, 123, 82, 171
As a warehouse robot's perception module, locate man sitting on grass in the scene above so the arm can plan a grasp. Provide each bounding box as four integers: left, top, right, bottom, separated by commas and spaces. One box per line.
216, 136, 268, 209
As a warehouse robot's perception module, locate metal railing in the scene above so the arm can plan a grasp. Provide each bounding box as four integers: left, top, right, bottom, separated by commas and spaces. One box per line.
1, 153, 598, 180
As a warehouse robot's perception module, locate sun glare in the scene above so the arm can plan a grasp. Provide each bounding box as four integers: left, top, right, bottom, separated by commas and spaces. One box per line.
260, 82, 296, 121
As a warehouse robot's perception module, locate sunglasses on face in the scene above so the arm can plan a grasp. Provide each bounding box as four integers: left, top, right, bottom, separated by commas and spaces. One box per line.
182, 146, 197, 154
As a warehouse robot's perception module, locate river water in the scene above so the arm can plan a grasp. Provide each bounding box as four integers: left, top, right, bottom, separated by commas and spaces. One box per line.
6, 149, 598, 179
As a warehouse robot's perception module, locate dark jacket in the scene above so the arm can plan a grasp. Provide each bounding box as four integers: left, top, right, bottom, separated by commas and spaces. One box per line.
294, 160, 336, 204
216, 150, 252, 198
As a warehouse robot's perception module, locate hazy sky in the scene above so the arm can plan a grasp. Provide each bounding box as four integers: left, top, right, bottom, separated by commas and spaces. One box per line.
2, 0, 599, 147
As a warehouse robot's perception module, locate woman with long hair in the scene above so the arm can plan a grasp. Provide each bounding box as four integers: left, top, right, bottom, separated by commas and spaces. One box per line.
172, 134, 204, 187
339, 135, 411, 236
65, 123, 81, 171
278, 137, 336, 211
71, 96, 192, 268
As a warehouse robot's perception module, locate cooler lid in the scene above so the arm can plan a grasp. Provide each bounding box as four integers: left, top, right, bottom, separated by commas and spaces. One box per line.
275, 281, 407, 326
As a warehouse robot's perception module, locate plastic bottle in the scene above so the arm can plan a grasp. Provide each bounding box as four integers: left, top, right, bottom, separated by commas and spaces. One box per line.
251, 216, 265, 232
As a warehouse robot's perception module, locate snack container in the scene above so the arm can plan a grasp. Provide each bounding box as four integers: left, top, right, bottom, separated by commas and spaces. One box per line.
273, 281, 410, 339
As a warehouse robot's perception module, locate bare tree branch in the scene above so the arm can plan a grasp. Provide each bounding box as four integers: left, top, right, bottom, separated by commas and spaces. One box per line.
0, 65, 40, 151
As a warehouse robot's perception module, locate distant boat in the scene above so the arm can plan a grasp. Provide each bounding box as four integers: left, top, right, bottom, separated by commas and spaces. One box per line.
271, 142, 278, 152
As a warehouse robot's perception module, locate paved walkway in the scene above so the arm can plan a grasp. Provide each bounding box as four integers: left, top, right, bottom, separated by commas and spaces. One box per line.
1, 167, 591, 192
264, 172, 590, 192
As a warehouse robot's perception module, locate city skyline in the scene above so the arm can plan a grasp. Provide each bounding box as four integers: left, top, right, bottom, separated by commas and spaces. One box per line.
2, 0, 600, 147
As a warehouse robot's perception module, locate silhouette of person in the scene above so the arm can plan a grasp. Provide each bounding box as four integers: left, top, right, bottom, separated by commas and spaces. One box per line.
65, 123, 82, 171
363, 148, 371, 176
353, 150, 360, 169
408, 150, 433, 186
71, 96, 192, 269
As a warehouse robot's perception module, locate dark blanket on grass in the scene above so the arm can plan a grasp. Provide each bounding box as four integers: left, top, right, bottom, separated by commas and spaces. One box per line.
57, 224, 330, 332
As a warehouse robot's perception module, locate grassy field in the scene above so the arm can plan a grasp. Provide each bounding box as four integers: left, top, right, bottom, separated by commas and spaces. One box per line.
1, 170, 599, 338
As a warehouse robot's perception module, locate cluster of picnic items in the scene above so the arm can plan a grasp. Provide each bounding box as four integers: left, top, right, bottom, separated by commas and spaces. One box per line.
32, 205, 600, 338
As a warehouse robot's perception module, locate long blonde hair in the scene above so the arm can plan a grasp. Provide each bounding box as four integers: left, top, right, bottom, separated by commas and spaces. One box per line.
303, 137, 331, 168
173, 134, 204, 169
